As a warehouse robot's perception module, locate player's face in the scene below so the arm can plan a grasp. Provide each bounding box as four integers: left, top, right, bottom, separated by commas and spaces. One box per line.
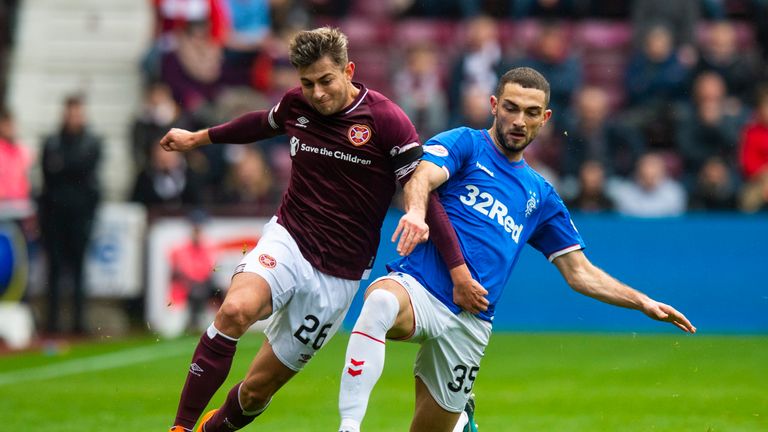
490, 83, 551, 158
298, 56, 357, 115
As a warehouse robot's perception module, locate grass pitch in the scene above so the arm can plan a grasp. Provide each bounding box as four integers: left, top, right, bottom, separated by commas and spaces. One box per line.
0, 332, 765, 431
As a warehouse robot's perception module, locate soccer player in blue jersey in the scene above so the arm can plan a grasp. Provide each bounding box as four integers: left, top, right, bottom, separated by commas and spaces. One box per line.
337, 67, 696, 432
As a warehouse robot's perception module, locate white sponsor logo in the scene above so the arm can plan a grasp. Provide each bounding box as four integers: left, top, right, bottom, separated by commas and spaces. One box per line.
475, 161, 495, 177
424, 145, 449, 157
460, 184, 523, 243
289, 136, 372, 165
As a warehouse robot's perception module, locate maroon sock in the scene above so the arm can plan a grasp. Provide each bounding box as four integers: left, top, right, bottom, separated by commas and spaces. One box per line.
204, 382, 266, 432
173, 328, 238, 429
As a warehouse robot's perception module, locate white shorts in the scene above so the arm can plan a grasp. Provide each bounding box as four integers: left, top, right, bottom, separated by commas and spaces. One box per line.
236, 217, 360, 371
372, 271, 492, 412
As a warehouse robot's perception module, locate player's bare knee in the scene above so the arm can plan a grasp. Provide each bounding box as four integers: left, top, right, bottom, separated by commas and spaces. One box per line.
215, 301, 255, 336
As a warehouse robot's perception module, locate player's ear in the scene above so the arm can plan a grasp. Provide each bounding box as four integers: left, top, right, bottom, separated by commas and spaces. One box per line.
344, 62, 355, 80
541, 109, 553, 125
490, 95, 498, 116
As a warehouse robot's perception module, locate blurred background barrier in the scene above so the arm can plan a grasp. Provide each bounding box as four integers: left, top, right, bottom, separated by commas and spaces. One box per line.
342, 209, 768, 334
145, 216, 266, 338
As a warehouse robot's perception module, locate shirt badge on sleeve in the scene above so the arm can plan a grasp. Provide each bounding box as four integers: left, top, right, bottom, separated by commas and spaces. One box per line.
424, 144, 449, 157
348, 124, 372, 146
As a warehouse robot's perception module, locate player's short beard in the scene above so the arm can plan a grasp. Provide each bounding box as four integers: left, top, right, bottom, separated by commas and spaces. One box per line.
494, 125, 530, 154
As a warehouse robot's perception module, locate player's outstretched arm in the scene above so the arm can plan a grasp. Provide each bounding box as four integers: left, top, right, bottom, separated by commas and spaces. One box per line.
553, 250, 696, 333
159, 128, 211, 152
393, 161, 448, 255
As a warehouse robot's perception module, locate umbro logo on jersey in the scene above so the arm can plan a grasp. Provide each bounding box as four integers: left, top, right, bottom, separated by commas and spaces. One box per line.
295, 116, 310, 128
190, 363, 204, 376
476, 161, 495, 177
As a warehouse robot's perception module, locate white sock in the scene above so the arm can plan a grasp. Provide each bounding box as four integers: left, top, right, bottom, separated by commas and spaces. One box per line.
338, 289, 400, 431
451, 411, 469, 432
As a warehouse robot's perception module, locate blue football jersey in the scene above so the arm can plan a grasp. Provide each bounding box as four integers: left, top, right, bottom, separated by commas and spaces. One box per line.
388, 127, 585, 322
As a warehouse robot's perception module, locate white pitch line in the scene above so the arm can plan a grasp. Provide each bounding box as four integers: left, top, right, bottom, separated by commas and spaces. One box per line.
0, 339, 196, 386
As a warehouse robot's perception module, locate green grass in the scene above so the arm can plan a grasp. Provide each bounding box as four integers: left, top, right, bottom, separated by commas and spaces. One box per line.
0, 332, 766, 431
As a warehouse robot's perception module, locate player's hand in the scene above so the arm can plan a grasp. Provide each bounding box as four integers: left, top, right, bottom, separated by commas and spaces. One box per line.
642, 300, 696, 333
159, 128, 205, 152
392, 210, 429, 256
453, 278, 489, 315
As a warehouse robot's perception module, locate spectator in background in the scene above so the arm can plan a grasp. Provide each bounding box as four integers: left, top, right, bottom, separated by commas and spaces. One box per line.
144, 0, 229, 81
393, 42, 448, 139
0, 109, 31, 202
169, 209, 217, 331
131, 138, 203, 211
749, 0, 768, 65
512, 21, 583, 121
566, 160, 615, 213
0, 0, 19, 103
452, 84, 494, 130
132, 82, 191, 171
509, 0, 590, 20
397, 0, 480, 18
263, 57, 299, 103
215, 145, 281, 213
631, 0, 700, 67
610, 152, 687, 217
38, 95, 102, 335
448, 16, 505, 125
626, 24, 691, 109
153, 0, 229, 45
624, 24, 691, 150
560, 86, 643, 179
676, 71, 745, 186
688, 156, 738, 210
692, 21, 762, 107
739, 85, 768, 212
161, 20, 224, 112
221, 0, 272, 87
305, 0, 352, 17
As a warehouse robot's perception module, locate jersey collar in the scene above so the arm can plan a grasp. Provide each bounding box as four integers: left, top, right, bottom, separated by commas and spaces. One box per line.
340, 82, 368, 115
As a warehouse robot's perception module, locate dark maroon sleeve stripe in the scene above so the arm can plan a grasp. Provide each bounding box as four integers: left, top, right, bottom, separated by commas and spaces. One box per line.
426, 192, 465, 269
208, 111, 281, 144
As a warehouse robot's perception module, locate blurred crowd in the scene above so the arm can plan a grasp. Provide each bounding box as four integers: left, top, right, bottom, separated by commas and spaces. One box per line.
129, 0, 768, 217
4, 0, 768, 220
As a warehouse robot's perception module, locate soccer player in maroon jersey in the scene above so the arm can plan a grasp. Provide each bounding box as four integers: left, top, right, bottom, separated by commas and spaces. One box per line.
160, 27, 484, 432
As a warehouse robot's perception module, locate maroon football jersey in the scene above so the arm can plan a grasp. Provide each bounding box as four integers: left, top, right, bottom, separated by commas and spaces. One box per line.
210, 83, 420, 280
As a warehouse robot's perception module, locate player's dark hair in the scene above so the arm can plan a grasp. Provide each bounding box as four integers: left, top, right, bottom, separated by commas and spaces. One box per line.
288, 27, 349, 69
495, 67, 550, 106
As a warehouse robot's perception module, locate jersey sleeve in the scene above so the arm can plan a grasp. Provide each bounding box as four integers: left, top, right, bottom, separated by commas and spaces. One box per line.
371, 100, 422, 182
208, 91, 291, 143
421, 128, 473, 179
527, 186, 585, 262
